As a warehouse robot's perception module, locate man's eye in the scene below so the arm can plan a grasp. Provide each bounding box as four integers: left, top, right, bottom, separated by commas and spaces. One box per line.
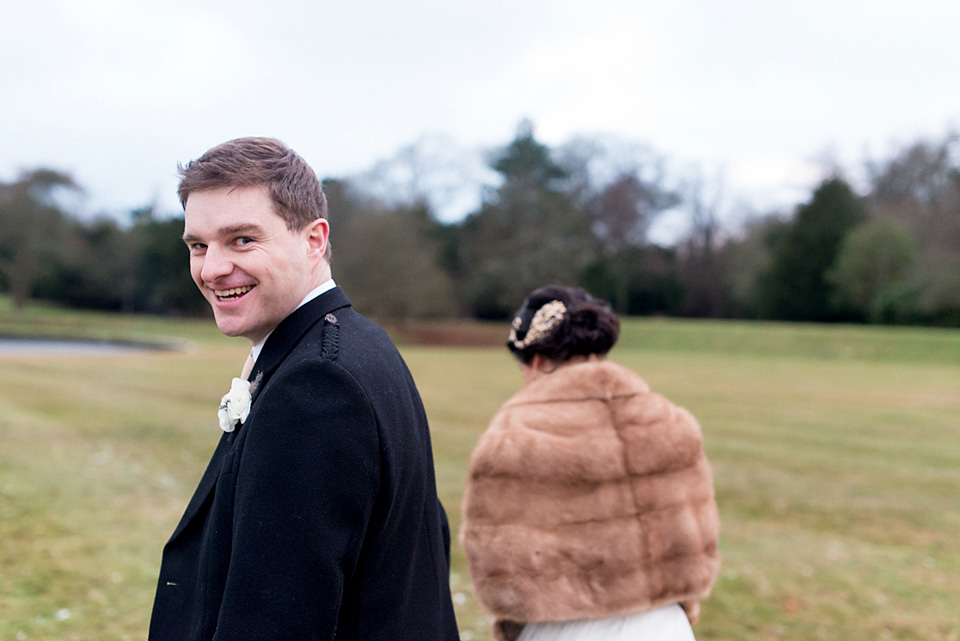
237, 237, 254, 246
188, 243, 207, 253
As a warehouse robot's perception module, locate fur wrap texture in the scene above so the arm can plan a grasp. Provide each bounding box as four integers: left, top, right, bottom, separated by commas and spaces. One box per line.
460, 360, 720, 641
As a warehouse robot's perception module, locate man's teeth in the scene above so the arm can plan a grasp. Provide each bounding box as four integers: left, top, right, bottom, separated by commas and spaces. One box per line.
216, 286, 253, 300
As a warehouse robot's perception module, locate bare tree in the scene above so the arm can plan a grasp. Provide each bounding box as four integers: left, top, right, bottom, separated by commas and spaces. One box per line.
0, 169, 80, 308
677, 168, 729, 317
865, 131, 960, 322
350, 134, 496, 223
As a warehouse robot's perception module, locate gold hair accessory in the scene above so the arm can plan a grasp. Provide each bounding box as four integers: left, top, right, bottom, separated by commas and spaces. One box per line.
508, 300, 567, 349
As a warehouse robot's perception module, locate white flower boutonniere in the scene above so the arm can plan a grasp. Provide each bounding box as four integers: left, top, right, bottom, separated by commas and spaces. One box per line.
218, 377, 251, 433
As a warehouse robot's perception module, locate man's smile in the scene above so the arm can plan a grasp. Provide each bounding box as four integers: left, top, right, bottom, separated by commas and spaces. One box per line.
214, 285, 255, 301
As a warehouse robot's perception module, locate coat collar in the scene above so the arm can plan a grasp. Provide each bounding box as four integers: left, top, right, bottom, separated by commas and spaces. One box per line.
247, 286, 351, 404
168, 287, 351, 542
503, 359, 649, 408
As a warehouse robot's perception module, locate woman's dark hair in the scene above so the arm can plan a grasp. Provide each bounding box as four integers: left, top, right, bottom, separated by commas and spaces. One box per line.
507, 285, 620, 365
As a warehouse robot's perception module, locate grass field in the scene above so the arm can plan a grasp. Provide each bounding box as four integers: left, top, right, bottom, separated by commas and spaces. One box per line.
1, 297, 958, 640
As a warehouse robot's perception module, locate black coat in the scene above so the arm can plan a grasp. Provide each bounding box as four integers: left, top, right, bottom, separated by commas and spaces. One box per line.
150, 288, 460, 640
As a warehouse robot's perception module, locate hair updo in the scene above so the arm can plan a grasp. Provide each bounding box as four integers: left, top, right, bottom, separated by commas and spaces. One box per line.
507, 285, 620, 366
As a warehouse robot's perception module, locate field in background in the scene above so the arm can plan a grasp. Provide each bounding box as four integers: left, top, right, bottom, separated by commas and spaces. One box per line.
1, 298, 958, 640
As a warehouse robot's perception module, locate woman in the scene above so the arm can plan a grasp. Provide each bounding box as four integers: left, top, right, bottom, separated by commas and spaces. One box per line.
460, 285, 720, 641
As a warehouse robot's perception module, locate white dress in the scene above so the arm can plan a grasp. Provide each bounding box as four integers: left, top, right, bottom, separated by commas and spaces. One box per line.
516, 604, 696, 641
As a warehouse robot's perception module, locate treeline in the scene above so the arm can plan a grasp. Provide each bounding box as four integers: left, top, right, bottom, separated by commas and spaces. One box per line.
0, 171, 200, 314
2, 125, 959, 325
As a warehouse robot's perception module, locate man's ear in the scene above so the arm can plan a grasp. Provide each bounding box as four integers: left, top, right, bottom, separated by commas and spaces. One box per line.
304, 218, 330, 258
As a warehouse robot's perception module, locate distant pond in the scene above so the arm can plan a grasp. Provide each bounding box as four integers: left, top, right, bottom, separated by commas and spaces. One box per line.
0, 337, 171, 355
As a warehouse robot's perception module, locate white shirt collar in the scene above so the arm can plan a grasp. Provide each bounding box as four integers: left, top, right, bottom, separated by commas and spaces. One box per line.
249, 278, 337, 364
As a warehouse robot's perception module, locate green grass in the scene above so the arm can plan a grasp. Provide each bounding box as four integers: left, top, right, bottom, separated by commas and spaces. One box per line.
615, 316, 960, 364
1, 298, 959, 640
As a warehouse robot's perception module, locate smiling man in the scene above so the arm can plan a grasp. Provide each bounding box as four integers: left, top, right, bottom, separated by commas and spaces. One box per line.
149, 137, 460, 641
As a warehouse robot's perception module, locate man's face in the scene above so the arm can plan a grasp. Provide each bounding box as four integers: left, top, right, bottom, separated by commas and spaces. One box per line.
183, 185, 328, 344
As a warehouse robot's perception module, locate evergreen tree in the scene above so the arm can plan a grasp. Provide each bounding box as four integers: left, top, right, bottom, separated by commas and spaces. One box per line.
756, 177, 867, 321
458, 122, 595, 318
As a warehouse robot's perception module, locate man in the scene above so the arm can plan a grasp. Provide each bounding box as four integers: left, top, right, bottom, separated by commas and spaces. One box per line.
149, 137, 460, 640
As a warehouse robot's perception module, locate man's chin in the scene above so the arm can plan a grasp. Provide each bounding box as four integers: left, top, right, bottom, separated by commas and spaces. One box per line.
211, 313, 248, 339
212, 316, 268, 343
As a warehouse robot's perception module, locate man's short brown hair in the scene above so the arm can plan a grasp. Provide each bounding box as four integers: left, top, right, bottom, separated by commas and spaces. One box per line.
178, 137, 329, 234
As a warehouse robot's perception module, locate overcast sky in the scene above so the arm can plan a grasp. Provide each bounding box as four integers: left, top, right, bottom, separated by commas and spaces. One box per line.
2, 0, 959, 237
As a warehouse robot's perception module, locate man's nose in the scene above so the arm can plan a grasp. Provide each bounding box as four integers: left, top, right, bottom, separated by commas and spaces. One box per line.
200, 245, 234, 283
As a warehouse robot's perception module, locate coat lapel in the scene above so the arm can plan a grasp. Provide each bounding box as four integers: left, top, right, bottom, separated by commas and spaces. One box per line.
168, 287, 352, 542
168, 432, 232, 540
